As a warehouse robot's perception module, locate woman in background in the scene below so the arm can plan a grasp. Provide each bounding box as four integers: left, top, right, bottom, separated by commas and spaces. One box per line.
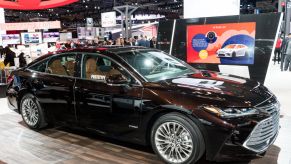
3, 46, 16, 66
18, 52, 27, 68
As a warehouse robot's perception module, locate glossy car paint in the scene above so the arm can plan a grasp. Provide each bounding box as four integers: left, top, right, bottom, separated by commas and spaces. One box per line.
7, 47, 279, 162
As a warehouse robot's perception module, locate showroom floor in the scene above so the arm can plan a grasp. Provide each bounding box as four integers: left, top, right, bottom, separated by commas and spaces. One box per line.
0, 65, 290, 164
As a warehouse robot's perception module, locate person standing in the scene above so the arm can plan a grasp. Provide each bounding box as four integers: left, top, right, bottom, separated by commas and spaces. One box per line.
145, 36, 150, 47
282, 33, 291, 71
0, 46, 4, 59
274, 37, 282, 64
150, 37, 157, 48
137, 35, 147, 47
3, 46, 16, 67
18, 52, 27, 68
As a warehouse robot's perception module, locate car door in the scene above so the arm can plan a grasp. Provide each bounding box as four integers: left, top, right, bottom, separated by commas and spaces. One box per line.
74, 53, 143, 138
29, 53, 79, 124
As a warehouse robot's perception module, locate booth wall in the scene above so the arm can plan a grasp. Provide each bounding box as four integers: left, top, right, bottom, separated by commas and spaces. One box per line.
157, 13, 282, 84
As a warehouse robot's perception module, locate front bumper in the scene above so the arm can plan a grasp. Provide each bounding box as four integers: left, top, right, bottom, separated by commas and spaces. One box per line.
217, 52, 232, 57
214, 112, 279, 162
204, 99, 280, 162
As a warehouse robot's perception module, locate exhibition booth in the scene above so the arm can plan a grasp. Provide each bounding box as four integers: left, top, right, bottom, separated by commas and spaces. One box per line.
0, 0, 290, 164
157, 13, 282, 84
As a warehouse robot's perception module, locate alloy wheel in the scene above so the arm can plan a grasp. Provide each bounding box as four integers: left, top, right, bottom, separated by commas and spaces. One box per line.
21, 98, 39, 127
154, 121, 193, 164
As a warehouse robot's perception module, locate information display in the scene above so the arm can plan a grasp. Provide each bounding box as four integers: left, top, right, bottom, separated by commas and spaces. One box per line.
1, 34, 20, 45
43, 32, 60, 42
21, 32, 42, 44
101, 12, 116, 27
187, 22, 256, 65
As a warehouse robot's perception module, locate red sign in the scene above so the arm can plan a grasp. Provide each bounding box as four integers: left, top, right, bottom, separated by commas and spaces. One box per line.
0, 21, 61, 31
0, 0, 78, 10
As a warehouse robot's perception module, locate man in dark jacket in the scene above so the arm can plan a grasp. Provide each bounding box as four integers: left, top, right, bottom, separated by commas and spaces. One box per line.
0, 46, 4, 59
3, 46, 16, 66
282, 33, 291, 71
137, 35, 147, 47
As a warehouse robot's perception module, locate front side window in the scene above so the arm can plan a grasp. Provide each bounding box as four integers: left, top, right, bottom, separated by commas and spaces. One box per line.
117, 50, 197, 82
47, 54, 76, 77
83, 54, 133, 84
29, 59, 49, 73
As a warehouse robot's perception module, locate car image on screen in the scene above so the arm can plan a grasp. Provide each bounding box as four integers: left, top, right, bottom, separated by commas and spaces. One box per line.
217, 44, 249, 58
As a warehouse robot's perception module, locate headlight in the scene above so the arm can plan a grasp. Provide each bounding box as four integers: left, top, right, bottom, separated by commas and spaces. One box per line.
203, 106, 259, 118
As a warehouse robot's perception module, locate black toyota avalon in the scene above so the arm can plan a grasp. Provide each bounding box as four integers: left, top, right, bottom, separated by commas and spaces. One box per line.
7, 47, 280, 164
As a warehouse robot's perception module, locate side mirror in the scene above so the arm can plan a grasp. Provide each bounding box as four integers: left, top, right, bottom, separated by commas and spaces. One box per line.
106, 74, 129, 85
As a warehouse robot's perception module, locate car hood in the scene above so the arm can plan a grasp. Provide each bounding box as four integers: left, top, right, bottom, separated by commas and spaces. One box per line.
159, 71, 273, 107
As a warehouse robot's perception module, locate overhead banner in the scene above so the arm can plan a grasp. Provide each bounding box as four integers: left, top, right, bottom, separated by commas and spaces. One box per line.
0, 0, 77, 10
101, 12, 116, 27
0, 21, 61, 31
187, 22, 256, 65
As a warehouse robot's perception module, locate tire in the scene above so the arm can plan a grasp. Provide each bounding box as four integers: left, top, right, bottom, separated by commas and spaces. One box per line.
151, 113, 205, 164
232, 51, 236, 58
20, 94, 47, 130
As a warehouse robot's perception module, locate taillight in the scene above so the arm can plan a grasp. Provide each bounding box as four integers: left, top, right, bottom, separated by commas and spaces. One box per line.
7, 75, 14, 84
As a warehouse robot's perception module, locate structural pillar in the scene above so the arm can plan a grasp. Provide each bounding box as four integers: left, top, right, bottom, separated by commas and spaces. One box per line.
114, 5, 138, 39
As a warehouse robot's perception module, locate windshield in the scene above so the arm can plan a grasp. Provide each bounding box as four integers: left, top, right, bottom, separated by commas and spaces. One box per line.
225, 44, 237, 49
117, 50, 197, 82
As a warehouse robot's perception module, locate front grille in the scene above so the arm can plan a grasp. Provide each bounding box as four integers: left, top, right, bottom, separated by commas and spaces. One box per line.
243, 102, 280, 153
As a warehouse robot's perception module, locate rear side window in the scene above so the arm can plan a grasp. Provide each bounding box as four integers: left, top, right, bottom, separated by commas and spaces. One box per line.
29, 59, 48, 73
47, 55, 76, 77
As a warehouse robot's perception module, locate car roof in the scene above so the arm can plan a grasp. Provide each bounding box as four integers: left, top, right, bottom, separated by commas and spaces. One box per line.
60, 46, 148, 53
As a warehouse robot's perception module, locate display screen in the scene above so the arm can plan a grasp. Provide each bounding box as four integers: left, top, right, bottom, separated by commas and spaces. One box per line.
187, 22, 256, 65
43, 32, 60, 42
1, 34, 21, 45
77, 27, 97, 40
21, 32, 43, 44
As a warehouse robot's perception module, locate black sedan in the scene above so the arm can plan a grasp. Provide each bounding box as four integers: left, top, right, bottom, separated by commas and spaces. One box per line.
7, 47, 280, 164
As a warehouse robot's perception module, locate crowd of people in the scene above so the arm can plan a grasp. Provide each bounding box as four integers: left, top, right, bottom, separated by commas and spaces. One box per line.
0, 46, 27, 68
58, 35, 157, 50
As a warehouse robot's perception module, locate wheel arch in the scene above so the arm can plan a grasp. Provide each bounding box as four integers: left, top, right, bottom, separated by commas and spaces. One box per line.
144, 105, 208, 150
17, 89, 35, 113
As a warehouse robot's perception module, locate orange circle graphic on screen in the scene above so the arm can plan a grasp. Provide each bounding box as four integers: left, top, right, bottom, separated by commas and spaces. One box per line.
199, 50, 208, 59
